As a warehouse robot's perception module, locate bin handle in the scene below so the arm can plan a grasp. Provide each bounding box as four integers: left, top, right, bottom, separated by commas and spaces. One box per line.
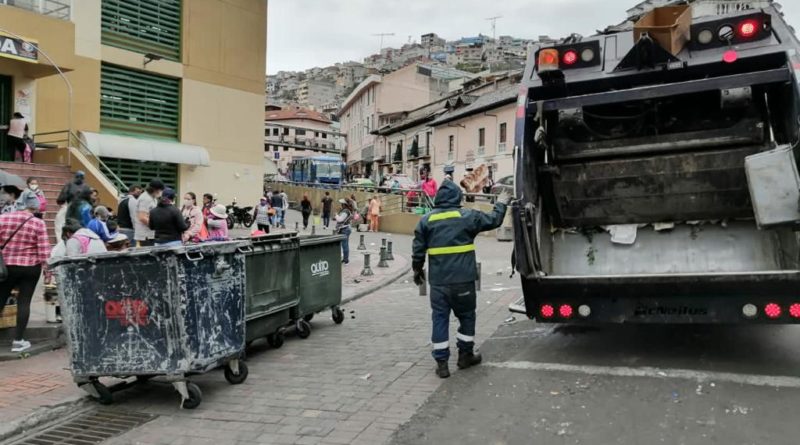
185, 251, 204, 262
237, 245, 254, 254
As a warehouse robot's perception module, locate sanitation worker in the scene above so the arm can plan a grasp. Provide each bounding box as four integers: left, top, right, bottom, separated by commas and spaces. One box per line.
412, 178, 510, 378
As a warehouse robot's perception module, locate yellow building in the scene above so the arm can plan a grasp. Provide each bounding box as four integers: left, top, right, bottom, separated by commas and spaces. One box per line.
0, 0, 267, 205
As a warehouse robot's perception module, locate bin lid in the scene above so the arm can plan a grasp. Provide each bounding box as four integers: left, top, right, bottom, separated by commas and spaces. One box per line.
48, 241, 249, 267
298, 234, 345, 246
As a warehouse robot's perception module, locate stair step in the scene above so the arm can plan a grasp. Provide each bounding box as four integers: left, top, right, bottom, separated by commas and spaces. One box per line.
0, 161, 70, 173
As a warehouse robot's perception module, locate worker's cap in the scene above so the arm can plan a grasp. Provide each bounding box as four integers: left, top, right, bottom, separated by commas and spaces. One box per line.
443, 165, 455, 174
338, 198, 348, 205
162, 188, 177, 201
210, 204, 228, 219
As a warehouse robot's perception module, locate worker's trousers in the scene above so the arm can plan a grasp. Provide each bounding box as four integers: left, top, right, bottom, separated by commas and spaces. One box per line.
430, 282, 477, 361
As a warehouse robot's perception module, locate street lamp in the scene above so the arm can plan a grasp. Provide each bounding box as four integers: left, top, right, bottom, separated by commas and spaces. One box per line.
0, 26, 73, 136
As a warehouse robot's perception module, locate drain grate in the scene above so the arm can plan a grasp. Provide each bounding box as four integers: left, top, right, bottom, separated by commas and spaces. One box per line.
13, 409, 157, 445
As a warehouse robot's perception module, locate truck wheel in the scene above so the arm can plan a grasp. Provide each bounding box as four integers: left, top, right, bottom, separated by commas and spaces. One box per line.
92, 381, 113, 405
224, 361, 249, 385
332, 307, 345, 324
182, 382, 202, 409
296, 320, 311, 339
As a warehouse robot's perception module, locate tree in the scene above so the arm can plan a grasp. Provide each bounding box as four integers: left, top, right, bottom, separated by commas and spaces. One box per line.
409, 138, 419, 159
394, 144, 403, 163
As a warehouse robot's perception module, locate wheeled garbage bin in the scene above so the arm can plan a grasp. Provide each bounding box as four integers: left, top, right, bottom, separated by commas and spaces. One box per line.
50, 241, 250, 409
292, 234, 345, 337
243, 233, 300, 348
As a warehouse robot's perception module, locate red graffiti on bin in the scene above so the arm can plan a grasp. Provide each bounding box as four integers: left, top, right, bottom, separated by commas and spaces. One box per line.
104, 298, 150, 327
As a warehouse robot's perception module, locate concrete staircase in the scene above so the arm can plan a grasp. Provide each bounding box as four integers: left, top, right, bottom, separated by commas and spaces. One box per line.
0, 161, 72, 244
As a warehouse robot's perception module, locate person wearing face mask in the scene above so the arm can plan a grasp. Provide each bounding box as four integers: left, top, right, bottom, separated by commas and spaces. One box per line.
253, 197, 272, 234
86, 206, 113, 242
17, 177, 47, 219
181, 192, 203, 243
134, 180, 165, 247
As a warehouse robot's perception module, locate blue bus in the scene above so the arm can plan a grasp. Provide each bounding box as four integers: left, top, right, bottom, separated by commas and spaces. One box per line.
289, 156, 345, 185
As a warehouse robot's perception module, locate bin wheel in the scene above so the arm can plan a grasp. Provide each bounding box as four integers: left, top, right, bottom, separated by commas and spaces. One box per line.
135, 375, 154, 385
296, 319, 311, 339
182, 382, 202, 409
267, 331, 285, 348
92, 381, 114, 405
303, 313, 314, 322
224, 361, 249, 385
332, 307, 345, 325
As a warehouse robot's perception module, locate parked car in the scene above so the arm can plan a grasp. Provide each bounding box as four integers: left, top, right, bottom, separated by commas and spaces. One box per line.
349, 178, 376, 190
491, 175, 514, 196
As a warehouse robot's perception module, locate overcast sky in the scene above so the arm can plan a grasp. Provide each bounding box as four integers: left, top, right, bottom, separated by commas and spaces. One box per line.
266, 0, 800, 74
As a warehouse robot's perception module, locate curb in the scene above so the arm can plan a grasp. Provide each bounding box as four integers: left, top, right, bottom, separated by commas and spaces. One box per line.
0, 396, 88, 442
341, 256, 412, 306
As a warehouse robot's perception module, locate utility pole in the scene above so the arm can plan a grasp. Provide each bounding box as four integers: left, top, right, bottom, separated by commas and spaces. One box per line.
371, 33, 395, 52
486, 16, 503, 40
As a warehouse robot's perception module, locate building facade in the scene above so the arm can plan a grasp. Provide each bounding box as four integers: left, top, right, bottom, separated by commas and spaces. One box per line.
265, 106, 344, 173
297, 78, 337, 111
0, 0, 268, 204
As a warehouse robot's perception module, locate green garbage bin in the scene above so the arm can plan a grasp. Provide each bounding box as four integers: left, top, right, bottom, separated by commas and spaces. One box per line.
292, 234, 345, 337
243, 233, 300, 348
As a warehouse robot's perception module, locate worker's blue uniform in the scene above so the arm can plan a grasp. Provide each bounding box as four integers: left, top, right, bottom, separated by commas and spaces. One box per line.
412, 180, 507, 360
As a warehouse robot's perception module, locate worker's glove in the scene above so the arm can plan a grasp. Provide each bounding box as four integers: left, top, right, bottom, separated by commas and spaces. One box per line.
497, 190, 512, 206
413, 268, 426, 286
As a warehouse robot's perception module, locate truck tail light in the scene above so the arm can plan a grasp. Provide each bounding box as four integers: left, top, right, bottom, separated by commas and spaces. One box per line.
764, 303, 782, 319
789, 304, 800, 319
562, 50, 578, 66
578, 305, 591, 318
538, 49, 559, 72
738, 19, 759, 38
559, 304, 573, 318
742, 303, 757, 318
540, 304, 555, 319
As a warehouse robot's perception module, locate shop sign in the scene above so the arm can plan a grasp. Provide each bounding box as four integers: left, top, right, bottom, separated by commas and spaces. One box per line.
0, 33, 38, 63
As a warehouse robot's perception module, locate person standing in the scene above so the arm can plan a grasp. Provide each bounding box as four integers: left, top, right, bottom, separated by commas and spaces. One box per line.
86, 206, 113, 242
411, 180, 510, 378
116, 185, 142, 241
56, 171, 91, 206
280, 190, 289, 228
207, 204, 230, 241
321, 192, 333, 229
3, 112, 27, 162
17, 177, 46, 219
421, 168, 438, 201
270, 191, 284, 228
181, 192, 203, 243
134, 180, 164, 247
149, 188, 188, 247
334, 198, 354, 265
61, 218, 107, 256
300, 193, 312, 230
368, 195, 381, 232
66, 189, 93, 227
0, 194, 50, 352
253, 197, 272, 233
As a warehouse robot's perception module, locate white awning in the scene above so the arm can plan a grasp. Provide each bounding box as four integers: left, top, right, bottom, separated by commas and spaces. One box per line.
79, 132, 210, 167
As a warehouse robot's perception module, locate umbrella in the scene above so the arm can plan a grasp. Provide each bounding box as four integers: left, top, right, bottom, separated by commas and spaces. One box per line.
0, 169, 26, 189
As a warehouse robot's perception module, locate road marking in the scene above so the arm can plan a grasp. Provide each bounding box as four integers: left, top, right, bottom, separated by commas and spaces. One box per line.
484, 361, 800, 389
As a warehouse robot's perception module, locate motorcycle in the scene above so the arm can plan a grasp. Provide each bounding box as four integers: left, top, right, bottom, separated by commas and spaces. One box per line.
226, 199, 254, 229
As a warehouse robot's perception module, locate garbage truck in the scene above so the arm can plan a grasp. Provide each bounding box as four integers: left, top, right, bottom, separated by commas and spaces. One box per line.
511, 5, 800, 324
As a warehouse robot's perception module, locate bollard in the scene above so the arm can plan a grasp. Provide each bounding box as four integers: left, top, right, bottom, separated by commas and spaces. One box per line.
361, 253, 374, 276
381, 238, 387, 248
386, 241, 395, 261
476, 262, 482, 291
295, 222, 299, 231
357, 234, 367, 250
419, 278, 427, 297
311, 225, 316, 236
378, 247, 389, 268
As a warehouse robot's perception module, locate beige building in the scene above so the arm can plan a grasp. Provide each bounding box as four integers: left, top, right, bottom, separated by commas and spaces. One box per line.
265, 106, 344, 172
297, 78, 337, 111
0, 0, 268, 206
429, 80, 519, 186
338, 63, 468, 180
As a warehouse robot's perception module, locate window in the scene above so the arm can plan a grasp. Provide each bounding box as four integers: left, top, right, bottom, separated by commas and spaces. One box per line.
448, 135, 455, 161
101, 0, 182, 61
283, 128, 289, 136
499, 123, 507, 143
322, 133, 327, 139
295, 129, 306, 136
273, 128, 279, 136
100, 157, 178, 191
273, 146, 279, 152
100, 63, 180, 140
478, 128, 486, 147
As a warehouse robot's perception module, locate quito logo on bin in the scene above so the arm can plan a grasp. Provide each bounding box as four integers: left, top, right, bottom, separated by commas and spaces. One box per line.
105, 298, 150, 327
310, 260, 330, 278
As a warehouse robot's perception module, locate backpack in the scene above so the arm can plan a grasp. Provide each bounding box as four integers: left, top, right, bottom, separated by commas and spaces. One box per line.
36, 193, 47, 213
73, 235, 92, 254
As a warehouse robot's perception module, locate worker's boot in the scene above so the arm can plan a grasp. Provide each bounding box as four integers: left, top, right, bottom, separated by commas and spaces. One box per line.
435, 360, 450, 378
457, 351, 482, 370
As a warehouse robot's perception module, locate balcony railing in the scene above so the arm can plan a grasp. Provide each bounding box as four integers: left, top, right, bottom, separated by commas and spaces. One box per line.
1, 0, 71, 20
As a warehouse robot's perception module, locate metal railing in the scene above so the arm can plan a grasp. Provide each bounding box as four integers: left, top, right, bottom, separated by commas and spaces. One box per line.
0, 0, 71, 20
32, 130, 128, 195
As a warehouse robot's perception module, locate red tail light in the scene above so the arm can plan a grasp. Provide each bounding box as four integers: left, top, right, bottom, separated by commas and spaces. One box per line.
738, 19, 759, 38
559, 304, 573, 318
764, 303, 782, 319
562, 50, 578, 66
789, 304, 800, 319
540, 304, 555, 319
